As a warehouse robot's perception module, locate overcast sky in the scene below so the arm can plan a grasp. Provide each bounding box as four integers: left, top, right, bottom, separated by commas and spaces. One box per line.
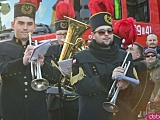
1, 0, 56, 29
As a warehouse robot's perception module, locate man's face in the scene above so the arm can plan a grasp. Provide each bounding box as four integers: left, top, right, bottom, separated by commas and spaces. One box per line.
146, 34, 158, 48
56, 30, 68, 45
126, 44, 140, 60
11, 16, 37, 41
145, 52, 157, 64
92, 26, 114, 48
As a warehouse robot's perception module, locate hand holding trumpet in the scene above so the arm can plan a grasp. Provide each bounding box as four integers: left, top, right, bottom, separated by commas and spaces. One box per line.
26, 32, 49, 91
23, 45, 44, 66
23, 45, 34, 66
112, 67, 129, 90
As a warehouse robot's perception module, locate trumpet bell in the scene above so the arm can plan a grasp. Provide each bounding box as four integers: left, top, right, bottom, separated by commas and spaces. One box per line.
31, 78, 49, 91
103, 102, 119, 113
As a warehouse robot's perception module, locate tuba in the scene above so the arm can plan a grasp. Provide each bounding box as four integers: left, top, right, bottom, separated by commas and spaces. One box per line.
59, 16, 90, 61
58, 16, 90, 100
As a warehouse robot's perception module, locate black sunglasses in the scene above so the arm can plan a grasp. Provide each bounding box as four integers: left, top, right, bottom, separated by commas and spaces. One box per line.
94, 28, 113, 36
145, 54, 156, 58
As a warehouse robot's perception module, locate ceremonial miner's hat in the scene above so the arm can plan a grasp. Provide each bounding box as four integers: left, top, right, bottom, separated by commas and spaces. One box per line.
14, 0, 41, 20
88, 0, 114, 31
55, 20, 68, 31
89, 12, 112, 31
54, 1, 75, 31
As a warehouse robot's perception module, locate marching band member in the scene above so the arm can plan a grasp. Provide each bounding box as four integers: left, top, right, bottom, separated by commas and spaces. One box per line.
70, 0, 136, 120
46, 1, 79, 120
0, 1, 61, 120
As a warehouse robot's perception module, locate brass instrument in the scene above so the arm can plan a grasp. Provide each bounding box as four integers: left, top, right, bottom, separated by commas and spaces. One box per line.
103, 52, 131, 113
57, 16, 90, 100
59, 16, 90, 61
28, 32, 49, 91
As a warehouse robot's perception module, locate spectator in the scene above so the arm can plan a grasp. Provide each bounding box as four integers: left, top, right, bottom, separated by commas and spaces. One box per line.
143, 48, 160, 113
126, 43, 154, 120
144, 33, 160, 54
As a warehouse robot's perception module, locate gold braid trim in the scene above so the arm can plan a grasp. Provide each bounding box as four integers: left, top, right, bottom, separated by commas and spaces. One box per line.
51, 60, 65, 76
51, 60, 58, 67
70, 67, 85, 86
133, 68, 139, 80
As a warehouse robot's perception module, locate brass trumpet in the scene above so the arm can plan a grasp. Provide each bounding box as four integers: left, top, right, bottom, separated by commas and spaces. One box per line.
103, 52, 130, 113
28, 32, 49, 91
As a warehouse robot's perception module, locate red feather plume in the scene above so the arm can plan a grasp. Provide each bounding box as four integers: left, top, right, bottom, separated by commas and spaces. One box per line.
88, 0, 114, 16
19, 0, 42, 11
52, 0, 63, 11
114, 17, 137, 48
56, 1, 75, 20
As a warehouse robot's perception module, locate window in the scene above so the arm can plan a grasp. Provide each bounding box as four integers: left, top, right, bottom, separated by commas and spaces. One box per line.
127, 0, 149, 22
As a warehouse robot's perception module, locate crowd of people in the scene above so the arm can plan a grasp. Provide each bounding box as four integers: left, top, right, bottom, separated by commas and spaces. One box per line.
0, 1, 159, 120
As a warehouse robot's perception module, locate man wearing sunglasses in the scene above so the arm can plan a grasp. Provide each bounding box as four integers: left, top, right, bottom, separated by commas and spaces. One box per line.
143, 48, 160, 113
127, 43, 154, 120
71, 12, 137, 120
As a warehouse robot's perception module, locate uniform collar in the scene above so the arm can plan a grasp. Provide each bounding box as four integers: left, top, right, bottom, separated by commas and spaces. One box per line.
13, 36, 29, 46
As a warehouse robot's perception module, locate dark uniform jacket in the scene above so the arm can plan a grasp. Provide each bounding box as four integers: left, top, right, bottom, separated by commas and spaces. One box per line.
45, 44, 63, 111
131, 58, 155, 119
71, 40, 135, 120
46, 44, 79, 120
0, 37, 61, 120
45, 44, 62, 65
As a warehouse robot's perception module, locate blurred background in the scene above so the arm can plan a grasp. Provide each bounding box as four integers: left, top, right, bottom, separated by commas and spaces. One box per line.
0, 0, 56, 29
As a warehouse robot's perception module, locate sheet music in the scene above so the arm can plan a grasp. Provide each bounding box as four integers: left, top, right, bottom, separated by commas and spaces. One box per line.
0, 39, 12, 43
112, 74, 140, 85
46, 86, 65, 94
58, 59, 72, 75
30, 40, 51, 61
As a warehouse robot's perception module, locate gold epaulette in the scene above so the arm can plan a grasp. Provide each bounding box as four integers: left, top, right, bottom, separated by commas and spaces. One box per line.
51, 60, 58, 67
70, 67, 85, 86
51, 60, 66, 77
133, 68, 139, 80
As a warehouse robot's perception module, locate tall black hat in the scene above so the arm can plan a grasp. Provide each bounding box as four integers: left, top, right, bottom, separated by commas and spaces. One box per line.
14, 0, 41, 20
88, 0, 114, 31
89, 12, 112, 31
14, 2, 36, 20
55, 20, 68, 31
54, 1, 75, 31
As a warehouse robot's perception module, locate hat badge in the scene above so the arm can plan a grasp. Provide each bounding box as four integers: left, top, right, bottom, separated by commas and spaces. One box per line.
60, 22, 67, 29
104, 14, 112, 25
21, 4, 33, 15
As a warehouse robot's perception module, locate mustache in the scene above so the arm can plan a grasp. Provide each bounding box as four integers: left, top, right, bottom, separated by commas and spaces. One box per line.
150, 43, 156, 45
102, 37, 110, 40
